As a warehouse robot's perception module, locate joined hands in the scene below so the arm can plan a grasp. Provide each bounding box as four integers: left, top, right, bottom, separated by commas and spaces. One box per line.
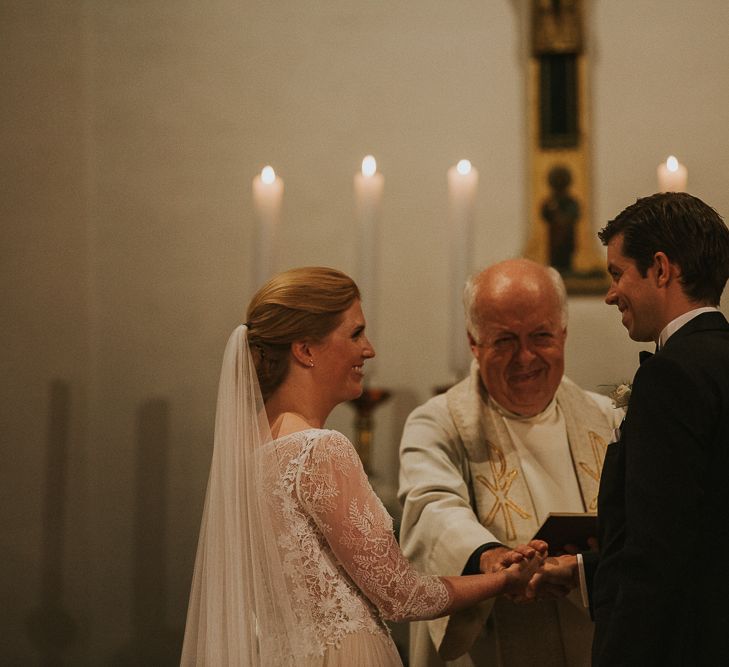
481, 540, 581, 602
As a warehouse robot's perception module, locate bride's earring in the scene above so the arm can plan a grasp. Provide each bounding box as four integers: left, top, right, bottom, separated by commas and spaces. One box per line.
309, 359, 315, 368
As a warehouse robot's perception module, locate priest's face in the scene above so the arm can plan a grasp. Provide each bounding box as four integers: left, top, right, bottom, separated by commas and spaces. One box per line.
470, 273, 566, 417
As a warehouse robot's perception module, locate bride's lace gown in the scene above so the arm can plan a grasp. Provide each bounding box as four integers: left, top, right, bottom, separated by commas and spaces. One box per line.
268, 428, 450, 665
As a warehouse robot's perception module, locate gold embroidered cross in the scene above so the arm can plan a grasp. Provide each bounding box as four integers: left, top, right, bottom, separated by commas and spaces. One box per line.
476, 441, 531, 541
578, 431, 607, 511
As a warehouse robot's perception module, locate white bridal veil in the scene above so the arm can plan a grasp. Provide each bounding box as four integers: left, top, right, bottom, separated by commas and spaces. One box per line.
181, 326, 310, 665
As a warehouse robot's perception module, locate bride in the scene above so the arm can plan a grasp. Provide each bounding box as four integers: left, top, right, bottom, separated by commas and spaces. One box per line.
181, 267, 544, 666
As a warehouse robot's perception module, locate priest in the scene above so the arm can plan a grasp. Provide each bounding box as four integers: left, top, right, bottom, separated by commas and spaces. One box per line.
398, 258, 621, 666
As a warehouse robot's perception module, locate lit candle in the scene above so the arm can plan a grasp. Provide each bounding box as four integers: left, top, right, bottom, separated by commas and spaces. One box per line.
354, 155, 384, 358
657, 155, 688, 192
447, 159, 478, 377
251, 165, 284, 286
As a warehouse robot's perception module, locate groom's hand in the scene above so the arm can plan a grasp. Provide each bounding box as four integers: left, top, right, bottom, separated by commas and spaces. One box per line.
526, 554, 578, 600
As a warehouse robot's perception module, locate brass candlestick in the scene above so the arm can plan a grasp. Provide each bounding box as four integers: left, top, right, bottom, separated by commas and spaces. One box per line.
349, 387, 391, 474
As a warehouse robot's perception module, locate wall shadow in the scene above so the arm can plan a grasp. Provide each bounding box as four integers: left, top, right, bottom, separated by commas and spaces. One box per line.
26, 379, 79, 666
111, 398, 181, 666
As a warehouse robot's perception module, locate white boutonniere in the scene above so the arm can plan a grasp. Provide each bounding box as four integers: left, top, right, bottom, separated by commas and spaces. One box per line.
601, 382, 632, 443
609, 383, 632, 409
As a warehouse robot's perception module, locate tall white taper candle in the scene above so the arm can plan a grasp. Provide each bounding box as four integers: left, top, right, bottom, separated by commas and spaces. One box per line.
251, 165, 284, 287
447, 159, 478, 378
657, 155, 688, 192
354, 155, 384, 377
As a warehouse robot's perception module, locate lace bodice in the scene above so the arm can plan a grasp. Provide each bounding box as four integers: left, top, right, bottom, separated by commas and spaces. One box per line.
267, 429, 449, 656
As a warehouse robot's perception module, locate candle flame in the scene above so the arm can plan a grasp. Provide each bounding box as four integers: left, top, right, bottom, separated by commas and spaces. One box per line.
261, 165, 276, 184
456, 159, 472, 176
362, 155, 377, 178
666, 156, 679, 173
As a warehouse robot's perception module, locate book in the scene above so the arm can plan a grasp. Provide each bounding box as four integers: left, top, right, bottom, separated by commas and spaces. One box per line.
532, 512, 597, 554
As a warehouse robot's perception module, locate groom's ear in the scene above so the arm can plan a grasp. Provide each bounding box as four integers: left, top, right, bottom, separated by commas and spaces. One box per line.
652, 251, 674, 288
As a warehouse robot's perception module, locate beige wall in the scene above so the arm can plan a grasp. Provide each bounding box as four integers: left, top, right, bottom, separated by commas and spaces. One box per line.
3, 1, 729, 663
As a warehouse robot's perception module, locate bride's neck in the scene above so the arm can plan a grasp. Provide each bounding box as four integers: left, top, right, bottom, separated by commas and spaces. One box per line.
265, 382, 331, 437
268, 411, 318, 439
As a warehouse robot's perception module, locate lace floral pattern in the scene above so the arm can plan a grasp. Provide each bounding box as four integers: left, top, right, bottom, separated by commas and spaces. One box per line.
268, 429, 449, 656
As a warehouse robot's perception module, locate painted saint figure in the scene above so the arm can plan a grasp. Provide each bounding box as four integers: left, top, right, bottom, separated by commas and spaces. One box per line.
542, 165, 580, 273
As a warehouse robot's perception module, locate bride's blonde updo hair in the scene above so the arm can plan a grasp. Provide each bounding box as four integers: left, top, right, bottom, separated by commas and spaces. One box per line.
246, 267, 360, 401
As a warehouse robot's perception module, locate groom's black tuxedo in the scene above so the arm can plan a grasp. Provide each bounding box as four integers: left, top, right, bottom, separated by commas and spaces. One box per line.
584, 311, 729, 666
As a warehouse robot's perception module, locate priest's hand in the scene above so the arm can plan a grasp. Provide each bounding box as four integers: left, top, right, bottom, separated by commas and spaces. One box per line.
479, 540, 548, 575
478, 546, 512, 574
490, 541, 549, 602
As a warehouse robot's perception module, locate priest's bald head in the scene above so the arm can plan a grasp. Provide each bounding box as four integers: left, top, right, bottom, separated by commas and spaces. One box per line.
464, 259, 567, 417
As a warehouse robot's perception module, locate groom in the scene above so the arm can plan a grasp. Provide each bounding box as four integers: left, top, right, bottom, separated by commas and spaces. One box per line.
584, 192, 729, 665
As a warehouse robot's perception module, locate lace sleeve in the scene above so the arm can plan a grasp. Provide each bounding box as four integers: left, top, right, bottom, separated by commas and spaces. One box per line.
297, 431, 451, 622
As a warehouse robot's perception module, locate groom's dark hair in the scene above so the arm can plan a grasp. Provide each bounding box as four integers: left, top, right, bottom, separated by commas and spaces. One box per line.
598, 192, 729, 305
